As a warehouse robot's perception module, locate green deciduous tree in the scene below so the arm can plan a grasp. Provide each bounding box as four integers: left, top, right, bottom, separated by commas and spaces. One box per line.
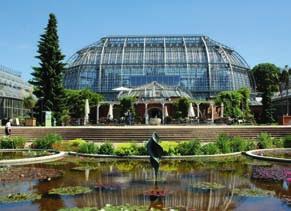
120, 96, 136, 116
252, 63, 280, 123
64, 89, 103, 119
29, 13, 65, 125
215, 88, 251, 119
173, 97, 190, 118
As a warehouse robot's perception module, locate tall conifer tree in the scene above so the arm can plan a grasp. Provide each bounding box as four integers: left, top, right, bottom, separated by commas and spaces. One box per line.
29, 13, 65, 125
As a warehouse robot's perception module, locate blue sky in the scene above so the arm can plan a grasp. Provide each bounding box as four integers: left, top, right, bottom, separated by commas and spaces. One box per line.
1, 0, 291, 81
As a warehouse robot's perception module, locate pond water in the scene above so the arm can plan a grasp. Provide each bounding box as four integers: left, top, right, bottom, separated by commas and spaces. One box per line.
0, 151, 52, 160
261, 150, 291, 159
0, 156, 291, 211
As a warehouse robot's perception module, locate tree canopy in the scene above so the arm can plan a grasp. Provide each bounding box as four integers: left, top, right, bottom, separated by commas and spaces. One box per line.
215, 88, 251, 119
252, 63, 280, 123
29, 13, 65, 125
64, 89, 103, 119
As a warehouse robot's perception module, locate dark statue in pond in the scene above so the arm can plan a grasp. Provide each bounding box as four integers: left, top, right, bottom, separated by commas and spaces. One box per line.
146, 132, 163, 182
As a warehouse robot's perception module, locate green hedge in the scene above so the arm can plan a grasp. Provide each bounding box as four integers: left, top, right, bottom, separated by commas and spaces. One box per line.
32, 134, 62, 149
0, 136, 26, 149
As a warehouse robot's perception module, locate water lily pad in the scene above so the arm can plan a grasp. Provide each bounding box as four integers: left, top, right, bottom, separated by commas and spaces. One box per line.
233, 188, 275, 197
71, 166, 99, 171
191, 182, 225, 190
49, 186, 92, 195
0, 192, 41, 203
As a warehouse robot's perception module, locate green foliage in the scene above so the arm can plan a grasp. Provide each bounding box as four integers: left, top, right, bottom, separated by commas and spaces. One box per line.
114, 143, 139, 156
29, 13, 66, 125
32, 133, 62, 149
252, 63, 280, 123
136, 144, 147, 155
49, 186, 92, 195
23, 95, 36, 118
120, 96, 136, 116
173, 97, 190, 118
215, 134, 232, 153
215, 134, 254, 152
272, 138, 284, 148
0, 136, 26, 149
0, 192, 41, 203
176, 140, 201, 155
257, 133, 273, 149
64, 89, 103, 119
52, 139, 87, 151
283, 135, 291, 148
215, 88, 251, 119
160, 141, 179, 156
78, 142, 99, 154
98, 142, 114, 154
200, 143, 220, 155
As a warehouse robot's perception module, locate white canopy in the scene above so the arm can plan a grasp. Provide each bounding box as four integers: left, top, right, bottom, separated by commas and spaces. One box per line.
112, 86, 131, 91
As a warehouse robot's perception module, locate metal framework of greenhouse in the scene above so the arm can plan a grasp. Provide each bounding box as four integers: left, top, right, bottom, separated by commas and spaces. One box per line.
65, 35, 255, 100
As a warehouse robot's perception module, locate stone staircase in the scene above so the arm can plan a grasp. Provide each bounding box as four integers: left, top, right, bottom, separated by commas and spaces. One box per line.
1, 126, 291, 142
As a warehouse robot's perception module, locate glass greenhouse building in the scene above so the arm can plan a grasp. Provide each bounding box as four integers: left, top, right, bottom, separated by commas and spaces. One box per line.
65, 35, 254, 100
0, 65, 31, 120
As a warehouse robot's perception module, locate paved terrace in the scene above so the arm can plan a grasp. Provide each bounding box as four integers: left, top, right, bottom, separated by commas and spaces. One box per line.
1, 125, 291, 142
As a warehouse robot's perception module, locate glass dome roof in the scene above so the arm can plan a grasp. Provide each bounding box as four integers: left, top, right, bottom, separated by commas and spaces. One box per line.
65, 35, 254, 100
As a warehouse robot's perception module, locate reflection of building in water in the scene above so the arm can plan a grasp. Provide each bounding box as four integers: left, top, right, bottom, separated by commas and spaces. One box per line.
74, 167, 249, 210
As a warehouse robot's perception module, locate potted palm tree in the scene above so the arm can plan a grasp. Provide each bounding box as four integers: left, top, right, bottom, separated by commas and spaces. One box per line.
23, 95, 36, 126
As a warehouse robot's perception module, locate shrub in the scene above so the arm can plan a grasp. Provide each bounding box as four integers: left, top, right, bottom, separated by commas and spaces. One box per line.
283, 135, 291, 148
0, 136, 26, 149
201, 143, 220, 155
114, 143, 139, 156
230, 136, 249, 152
273, 138, 284, 148
215, 134, 232, 153
52, 138, 87, 151
245, 141, 257, 151
176, 140, 201, 155
78, 142, 99, 154
32, 134, 62, 149
257, 133, 273, 149
136, 144, 147, 155
160, 141, 178, 156
98, 142, 114, 155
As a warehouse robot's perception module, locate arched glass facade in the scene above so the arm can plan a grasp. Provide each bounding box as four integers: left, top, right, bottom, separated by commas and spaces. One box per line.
65, 35, 254, 100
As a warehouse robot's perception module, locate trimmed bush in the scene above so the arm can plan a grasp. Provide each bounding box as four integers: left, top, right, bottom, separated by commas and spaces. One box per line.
53, 139, 87, 151
98, 142, 114, 155
201, 143, 220, 155
32, 134, 62, 149
0, 136, 26, 149
160, 141, 178, 156
176, 140, 201, 155
136, 144, 147, 155
257, 133, 273, 149
78, 142, 99, 154
283, 135, 291, 148
114, 143, 138, 156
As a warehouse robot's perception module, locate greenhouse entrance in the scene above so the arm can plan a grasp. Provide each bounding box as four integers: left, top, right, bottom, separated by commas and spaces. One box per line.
148, 107, 162, 118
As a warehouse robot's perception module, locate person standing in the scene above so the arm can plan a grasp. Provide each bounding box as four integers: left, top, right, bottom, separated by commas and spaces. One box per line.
5, 119, 12, 136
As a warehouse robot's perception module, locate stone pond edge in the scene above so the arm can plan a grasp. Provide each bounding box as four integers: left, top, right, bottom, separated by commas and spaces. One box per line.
244, 148, 291, 163
0, 149, 66, 166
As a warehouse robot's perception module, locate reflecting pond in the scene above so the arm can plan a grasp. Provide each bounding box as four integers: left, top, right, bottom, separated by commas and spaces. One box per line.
0, 156, 291, 211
